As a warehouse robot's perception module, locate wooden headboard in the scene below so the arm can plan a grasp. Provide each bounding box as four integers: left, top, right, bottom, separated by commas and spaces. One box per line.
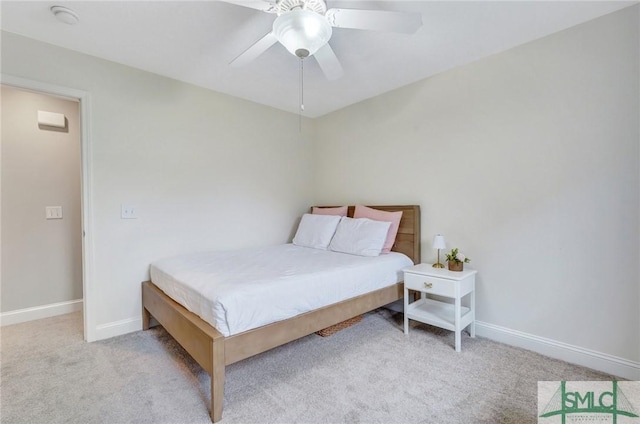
312, 205, 421, 265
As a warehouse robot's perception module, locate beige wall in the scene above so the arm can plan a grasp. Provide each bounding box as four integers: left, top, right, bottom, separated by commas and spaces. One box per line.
1, 31, 315, 334
314, 6, 639, 362
1, 85, 82, 311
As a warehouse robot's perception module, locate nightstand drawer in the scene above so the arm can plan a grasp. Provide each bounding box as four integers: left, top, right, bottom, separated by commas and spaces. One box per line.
404, 273, 455, 297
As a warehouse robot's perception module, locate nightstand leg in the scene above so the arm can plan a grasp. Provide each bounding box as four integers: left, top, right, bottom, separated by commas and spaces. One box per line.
470, 289, 476, 338
404, 288, 409, 335
454, 296, 461, 352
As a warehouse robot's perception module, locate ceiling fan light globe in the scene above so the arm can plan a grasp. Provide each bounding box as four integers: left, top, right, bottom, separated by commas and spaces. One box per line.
273, 9, 332, 58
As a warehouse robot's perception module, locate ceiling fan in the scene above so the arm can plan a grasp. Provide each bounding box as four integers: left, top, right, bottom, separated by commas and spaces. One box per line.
224, 0, 423, 80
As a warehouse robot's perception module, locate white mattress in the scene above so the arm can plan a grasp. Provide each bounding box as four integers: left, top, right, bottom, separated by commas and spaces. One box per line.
150, 243, 412, 336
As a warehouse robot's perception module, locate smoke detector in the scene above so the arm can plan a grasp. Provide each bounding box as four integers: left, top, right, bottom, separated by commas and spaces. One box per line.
50, 5, 79, 25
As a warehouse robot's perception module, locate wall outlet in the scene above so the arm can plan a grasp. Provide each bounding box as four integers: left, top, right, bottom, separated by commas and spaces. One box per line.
121, 204, 137, 219
45, 206, 63, 219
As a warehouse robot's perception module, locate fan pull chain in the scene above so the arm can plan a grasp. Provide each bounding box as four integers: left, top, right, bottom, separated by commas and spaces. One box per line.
299, 57, 305, 131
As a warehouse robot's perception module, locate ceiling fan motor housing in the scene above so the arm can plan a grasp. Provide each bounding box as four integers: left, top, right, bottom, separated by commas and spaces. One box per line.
275, 0, 327, 15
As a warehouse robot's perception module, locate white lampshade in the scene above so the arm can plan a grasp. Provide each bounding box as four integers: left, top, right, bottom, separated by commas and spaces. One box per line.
432, 234, 446, 250
273, 9, 332, 58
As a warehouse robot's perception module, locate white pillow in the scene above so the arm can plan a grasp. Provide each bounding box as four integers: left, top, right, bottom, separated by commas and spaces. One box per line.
292, 213, 341, 250
329, 217, 391, 257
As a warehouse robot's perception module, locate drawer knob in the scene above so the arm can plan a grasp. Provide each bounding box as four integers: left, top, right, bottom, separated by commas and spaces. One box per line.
424, 282, 433, 289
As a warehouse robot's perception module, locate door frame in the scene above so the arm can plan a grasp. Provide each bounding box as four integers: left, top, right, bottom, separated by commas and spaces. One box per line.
1, 74, 96, 341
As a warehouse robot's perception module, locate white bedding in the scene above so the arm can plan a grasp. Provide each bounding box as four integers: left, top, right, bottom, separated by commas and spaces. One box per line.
150, 243, 412, 336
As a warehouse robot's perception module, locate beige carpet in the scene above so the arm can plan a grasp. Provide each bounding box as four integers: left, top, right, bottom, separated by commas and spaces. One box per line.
0, 310, 614, 423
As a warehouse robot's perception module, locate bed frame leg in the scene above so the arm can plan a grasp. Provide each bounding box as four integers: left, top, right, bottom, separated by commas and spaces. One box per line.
142, 306, 151, 331
210, 338, 225, 423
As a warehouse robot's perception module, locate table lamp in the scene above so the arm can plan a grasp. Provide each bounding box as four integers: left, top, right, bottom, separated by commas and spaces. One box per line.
432, 234, 446, 268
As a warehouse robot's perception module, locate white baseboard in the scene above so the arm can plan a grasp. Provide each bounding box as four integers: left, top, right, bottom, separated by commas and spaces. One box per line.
475, 321, 640, 380
94, 317, 141, 341
0, 299, 83, 326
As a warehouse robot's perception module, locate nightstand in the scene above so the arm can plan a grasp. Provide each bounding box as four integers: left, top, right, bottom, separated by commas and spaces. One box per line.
403, 264, 477, 352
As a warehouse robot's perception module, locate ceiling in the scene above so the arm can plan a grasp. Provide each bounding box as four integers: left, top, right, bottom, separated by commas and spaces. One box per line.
1, 1, 635, 117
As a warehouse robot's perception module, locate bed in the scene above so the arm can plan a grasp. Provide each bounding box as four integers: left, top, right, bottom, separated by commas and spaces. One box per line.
141, 205, 420, 422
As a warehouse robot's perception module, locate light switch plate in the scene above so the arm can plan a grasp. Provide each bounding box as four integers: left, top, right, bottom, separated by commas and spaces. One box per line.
121, 204, 137, 219
45, 206, 63, 219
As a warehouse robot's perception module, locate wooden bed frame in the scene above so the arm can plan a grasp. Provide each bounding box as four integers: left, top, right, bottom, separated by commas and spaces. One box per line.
141, 205, 420, 422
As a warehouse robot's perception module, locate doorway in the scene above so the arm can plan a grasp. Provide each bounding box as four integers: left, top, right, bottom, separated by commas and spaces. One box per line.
1, 75, 94, 341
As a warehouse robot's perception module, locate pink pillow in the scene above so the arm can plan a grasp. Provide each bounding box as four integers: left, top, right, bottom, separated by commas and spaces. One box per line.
353, 205, 402, 254
312, 206, 348, 217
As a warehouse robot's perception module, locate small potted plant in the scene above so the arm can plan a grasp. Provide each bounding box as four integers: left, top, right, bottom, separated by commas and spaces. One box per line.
445, 248, 470, 271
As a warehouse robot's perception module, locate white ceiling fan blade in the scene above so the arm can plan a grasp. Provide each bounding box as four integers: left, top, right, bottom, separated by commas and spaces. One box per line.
325, 9, 422, 34
230, 32, 278, 67
218, 0, 277, 13
313, 44, 344, 81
